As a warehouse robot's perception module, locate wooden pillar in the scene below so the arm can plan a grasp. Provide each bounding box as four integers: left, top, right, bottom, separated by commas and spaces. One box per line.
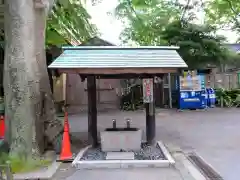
168, 73, 172, 108
145, 78, 156, 145
87, 75, 98, 147
155, 75, 164, 108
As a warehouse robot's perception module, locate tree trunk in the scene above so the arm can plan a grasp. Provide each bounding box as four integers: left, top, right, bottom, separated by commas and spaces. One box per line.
4, 0, 63, 158
4, 0, 42, 158
34, 3, 63, 148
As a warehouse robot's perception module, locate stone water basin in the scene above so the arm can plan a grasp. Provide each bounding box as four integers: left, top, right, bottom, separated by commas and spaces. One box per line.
100, 128, 142, 152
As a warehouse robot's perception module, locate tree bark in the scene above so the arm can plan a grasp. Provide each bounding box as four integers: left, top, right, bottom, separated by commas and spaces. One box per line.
4, 0, 42, 158
34, 2, 63, 147
4, 0, 63, 158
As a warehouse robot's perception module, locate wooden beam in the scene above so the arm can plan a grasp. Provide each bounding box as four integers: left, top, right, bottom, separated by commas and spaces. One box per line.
58, 67, 178, 74
168, 73, 172, 108
53, 73, 170, 79
95, 74, 163, 79
145, 103, 156, 144
87, 75, 98, 147
145, 77, 156, 145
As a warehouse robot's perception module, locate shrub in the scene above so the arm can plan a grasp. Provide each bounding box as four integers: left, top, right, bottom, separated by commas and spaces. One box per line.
215, 88, 240, 107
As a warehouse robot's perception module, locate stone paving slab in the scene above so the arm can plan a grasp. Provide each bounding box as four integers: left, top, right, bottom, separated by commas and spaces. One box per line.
52, 163, 77, 180
53, 142, 202, 180
53, 156, 198, 180
66, 168, 185, 180
68, 108, 240, 180
106, 152, 135, 160
55, 108, 240, 179
173, 152, 205, 180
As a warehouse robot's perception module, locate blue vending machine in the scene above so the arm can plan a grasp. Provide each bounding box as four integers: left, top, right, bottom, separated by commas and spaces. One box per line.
198, 73, 208, 108
208, 88, 216, 107
178, 70, 206, 110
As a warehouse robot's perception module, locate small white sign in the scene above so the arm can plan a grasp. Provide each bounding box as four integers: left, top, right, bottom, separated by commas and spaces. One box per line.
142, 79, 153, 103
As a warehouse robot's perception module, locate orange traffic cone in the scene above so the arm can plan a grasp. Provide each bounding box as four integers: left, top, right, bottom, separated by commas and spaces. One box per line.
0, 115, 5, 139
58, 112, 74, 162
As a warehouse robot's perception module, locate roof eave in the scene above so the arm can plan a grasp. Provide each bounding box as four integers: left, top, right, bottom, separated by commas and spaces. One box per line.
61, 46, 180, 50
49, 67, 183, 74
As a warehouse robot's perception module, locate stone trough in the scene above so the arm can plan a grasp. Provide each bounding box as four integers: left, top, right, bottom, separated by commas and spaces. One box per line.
72, 119, 175, 169
100, 127, 142, 152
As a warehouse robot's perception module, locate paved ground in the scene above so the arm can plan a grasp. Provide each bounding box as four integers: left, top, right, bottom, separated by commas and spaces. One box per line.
65, 168, 190, 180
54, 108, 240, 180
53, 148, 197, 180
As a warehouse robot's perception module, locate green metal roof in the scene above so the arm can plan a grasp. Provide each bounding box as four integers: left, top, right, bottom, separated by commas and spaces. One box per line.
48, 46, 187, 69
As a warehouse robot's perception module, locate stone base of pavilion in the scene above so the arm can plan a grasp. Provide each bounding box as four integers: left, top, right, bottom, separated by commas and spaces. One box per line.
72, 141, 175, 169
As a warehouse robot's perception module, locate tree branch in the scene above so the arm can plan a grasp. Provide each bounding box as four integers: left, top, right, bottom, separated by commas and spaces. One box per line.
181, 0, 191, 21
126, 0, 145, 26
225, 0, 240, 28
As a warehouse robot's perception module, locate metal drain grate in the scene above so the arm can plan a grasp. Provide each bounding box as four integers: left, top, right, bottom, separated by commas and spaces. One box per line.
188, 153, 224, 180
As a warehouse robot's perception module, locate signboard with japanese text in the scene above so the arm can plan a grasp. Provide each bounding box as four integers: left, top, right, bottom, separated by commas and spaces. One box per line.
142, 78, 153, 103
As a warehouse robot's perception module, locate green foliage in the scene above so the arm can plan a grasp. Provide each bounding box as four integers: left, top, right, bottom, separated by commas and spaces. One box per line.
115, 0, 206, 45
115, 0, 182, 45
115, 0, 239, 68
0, 152, 8, 164
224, 49, 240, 68
46, 29, 68, 46
215, 88, 240, 107
120, 84, 143, 111
0, 141, 50, 174
46, 0, 98, 46
161, 20, 231, 69
205, 0, 240, 32
0, 152, 51, 173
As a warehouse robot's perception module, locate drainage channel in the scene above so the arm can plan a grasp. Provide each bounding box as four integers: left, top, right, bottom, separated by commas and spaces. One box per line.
187, 153, 224, 180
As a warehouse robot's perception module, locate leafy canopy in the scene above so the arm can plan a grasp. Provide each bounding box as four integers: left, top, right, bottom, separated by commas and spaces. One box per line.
46, 0, 98, 46
205, 0, 240, 30
115, 0, 240, 68
161, 20, 231, 69
204, 0, 240, 42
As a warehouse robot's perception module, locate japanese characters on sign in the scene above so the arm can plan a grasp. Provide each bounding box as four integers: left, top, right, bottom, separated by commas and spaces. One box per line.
142, 78, 153, 103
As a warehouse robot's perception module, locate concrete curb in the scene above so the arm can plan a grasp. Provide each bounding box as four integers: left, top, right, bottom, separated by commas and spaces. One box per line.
180, 153, 206, 180
72, 145, 91, 167
72, 141, 175, 170
157, 141, 175, 165
162, 142, 208, 180
167, 143, 206, 180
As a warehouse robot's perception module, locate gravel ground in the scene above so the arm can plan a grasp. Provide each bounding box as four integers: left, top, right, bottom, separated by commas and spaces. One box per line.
81, 147, 107, 160
80, 143, 165, 161
136, 143, 165, 160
